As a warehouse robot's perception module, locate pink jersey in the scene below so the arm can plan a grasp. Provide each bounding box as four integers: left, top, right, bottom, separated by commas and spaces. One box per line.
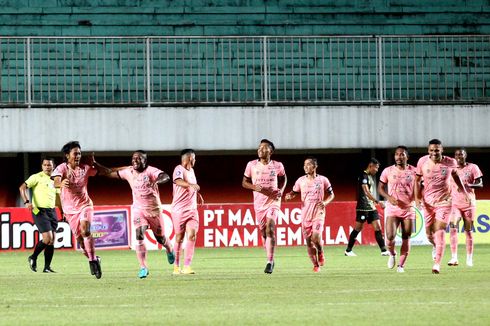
452, 163, 482, 208
118, 166, 164, 215
244, 159, 286, 212
292, 174, 332, 222
171, 165, 198, 213
52, 163, 97, 214
416, 155, 457, 207
379, 165, 416, 209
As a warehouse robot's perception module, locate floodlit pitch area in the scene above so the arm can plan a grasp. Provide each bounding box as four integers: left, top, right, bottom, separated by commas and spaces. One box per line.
1, 245, 489, 325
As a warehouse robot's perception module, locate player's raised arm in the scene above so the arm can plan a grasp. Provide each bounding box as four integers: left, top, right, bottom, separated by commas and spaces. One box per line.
156, 172, 170, 184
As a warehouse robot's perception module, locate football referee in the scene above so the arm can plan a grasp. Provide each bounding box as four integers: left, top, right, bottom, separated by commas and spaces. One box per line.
19, 157, 61, 273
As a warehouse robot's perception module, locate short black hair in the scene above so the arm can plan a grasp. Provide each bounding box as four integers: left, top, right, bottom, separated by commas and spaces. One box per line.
429, 139, 442, 145
134, 149, 147, 155
180, 148, 195, 157
61, 141, 81, 161
305, 156, 318, 166
260, 139, 275, 151
395, 145, 409, 156
369, 157, 380, 165
41, 157, 55, 164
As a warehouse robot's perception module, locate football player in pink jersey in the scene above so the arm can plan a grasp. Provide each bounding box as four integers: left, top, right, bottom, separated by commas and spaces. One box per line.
52, 141, 105, 279
285, 157, 334, 273
242, 139, 287, 274
171, 149, 204, 275
448, 148, 483, 267
414, 139, 469, 274
102, 150, 175, 279
378, 146, 417, 273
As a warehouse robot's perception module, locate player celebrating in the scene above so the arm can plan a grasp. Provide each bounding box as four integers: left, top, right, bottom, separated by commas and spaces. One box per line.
345, 158, 388, 257
52, 141, 103, 279
285, 157, 334, 273
414, 139, 469, 274
20, 158, 61, 273
242, 139, 287, 274
103, 150, 175, 279
448, 148, 483, 267
171, 149, 204, 275
378, 146, 416, 273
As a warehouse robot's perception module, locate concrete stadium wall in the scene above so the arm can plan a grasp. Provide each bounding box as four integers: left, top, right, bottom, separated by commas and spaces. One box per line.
1, 105, 489, 152
0, 0, 489, 36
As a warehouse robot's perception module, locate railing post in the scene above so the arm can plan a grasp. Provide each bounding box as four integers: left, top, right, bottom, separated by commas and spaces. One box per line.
263, 36, 268, 107
146, 37, 151, 108
26, 37, 31, 108
377, 36, 384, 106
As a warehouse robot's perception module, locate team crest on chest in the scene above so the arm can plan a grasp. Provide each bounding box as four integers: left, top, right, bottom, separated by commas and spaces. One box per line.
441, 168, 447, 176
269, 170, 276, 177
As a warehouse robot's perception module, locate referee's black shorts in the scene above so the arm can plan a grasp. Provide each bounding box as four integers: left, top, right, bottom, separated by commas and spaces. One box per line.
355, 210, 379, 224
32, 208, 58, 233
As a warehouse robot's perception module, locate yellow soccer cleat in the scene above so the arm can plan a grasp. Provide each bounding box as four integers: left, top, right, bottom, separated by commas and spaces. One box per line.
181, 266, 195, 275
172, 266, 181, 275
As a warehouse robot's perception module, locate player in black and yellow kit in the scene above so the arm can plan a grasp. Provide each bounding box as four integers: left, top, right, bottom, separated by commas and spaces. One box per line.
344, 158, 388, 256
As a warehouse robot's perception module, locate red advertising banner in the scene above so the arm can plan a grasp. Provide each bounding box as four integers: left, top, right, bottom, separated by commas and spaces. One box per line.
197, 202, 379, 247
1, 202, 380, 251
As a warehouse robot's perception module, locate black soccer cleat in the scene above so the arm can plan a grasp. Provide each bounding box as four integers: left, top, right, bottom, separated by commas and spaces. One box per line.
28, 256, 37, 272
43, 267, 56, 273
264, 261, 275, 274
93, 259, 102, 279
89, 260, 96, 275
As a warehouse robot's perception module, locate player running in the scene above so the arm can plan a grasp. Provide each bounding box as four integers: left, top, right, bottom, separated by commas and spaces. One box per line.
345, 158, 388, 257
102, 150, 175, 279
171, 149, 204, 275
414, 139, 469, 274
285, 157, 334, 273
51, 141, 103, 279
378, 146, 416, 273
242, 139, 287, 274
448, 148, 483, 267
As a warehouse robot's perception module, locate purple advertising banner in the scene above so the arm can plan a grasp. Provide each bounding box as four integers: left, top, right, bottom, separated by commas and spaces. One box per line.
83, 208, 130, 249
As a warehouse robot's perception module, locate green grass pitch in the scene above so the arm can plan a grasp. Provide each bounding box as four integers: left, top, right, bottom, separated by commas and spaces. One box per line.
1, 244, 489, 325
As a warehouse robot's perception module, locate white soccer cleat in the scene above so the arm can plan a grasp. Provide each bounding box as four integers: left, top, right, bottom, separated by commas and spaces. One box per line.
397, 266, 405, 273
447, 258, 459, 266
387, 254, 396, 269
466, 255, 473, 267
344, 250, 357, 257
432, 263, 440, 274
381, 250, 390, 256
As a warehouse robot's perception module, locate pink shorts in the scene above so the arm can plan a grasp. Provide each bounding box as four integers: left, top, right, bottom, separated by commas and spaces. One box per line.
132, 208, 164, 237
302, 218, 324, 238
385, 205, 415, 220
64, 206, 94, 239
255, 207, 279, 231
172, 209, 199, 234
423, 204, 452, 227
452, 206, 476, 222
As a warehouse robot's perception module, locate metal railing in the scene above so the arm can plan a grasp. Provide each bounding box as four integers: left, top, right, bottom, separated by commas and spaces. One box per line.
1, 35, 489, 107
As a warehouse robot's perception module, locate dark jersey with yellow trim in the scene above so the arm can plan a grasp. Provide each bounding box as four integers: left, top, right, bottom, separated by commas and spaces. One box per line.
356, 170, 376, 211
